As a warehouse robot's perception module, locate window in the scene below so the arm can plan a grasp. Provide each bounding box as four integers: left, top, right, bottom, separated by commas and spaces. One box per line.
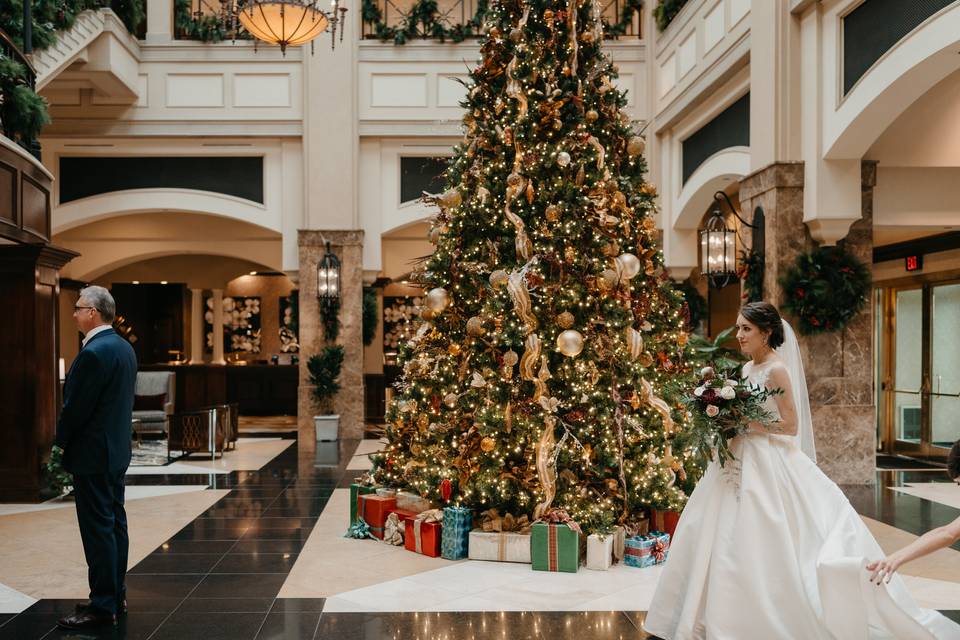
400, 157, 448, 204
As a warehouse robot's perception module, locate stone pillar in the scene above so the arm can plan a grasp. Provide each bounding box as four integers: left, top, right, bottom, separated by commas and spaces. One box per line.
739, 162, 876, 485
211, 289, 226, 365
189, 288, 205, 364
145, 0, 173, 43
298, 230, 365, 443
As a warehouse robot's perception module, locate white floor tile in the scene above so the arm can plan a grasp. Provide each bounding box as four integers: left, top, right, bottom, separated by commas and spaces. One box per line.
0, 581, 36, 614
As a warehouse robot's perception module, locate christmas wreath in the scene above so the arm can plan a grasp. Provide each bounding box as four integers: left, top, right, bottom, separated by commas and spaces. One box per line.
779, 246, 871, 336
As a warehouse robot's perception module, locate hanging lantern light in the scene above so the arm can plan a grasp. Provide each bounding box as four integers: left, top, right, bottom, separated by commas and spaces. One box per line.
234, 0, 347, 53
316, 241, 341, 303
699, 191, 764, 290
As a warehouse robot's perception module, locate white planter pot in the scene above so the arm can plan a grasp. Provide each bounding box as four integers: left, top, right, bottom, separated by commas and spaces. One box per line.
314, 414, 340, 442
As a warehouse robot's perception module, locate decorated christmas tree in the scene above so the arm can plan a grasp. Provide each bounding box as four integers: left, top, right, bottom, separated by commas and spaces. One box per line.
371, 0, 700, 534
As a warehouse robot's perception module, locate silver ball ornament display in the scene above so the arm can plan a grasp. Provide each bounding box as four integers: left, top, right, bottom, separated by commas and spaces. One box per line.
556, 151, 571, 167
627, 136, 645, 157
556, 329, 585, 357
615, 253, 641, 280
426, 287, 450, 313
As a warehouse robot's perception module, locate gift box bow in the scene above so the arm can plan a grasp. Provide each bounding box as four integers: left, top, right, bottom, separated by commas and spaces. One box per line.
652, 539, 667, 562
536, 508, 582, 534
410, 509, 443, 554
480, 509, 531, 534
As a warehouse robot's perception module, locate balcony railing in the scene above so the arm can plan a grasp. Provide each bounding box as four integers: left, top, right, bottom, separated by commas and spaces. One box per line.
0, 28, 43, 159
360, 0, 642, 43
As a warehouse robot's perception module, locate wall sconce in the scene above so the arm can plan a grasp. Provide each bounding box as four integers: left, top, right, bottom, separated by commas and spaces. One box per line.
316, 241, 341, 303
699, 191, 764, 289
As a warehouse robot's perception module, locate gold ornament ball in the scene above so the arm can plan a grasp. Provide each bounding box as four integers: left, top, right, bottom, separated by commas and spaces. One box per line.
466, 316, 486, 336
564, 246, 577, 263
506, 172, 523, 187
627, 136, 646, 157
580, 32, 593, 44
480, 437, 496, 452
421, 308, 436, 321
585, 109, 598, 122
417, 415, 429, 430
503, 349, 519, 367
557, 311, 575, 329
448, 343, 462, 356
489, 270, 509, 288
440, 188, 462, 209
426, 287, 450, 313
601, 268, 620, 289
615, 253, 642, 280
444, 393, 458, 408
543, 9, 554, 20
601, 240, 620, 257
545, 204, 560, 221
557, 329, 585, 357
556, 151, 571, 167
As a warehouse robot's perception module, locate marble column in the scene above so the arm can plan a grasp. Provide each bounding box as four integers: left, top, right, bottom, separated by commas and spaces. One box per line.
211, 289, 226, 365
298, 230, 365, 443
739, 162, 876, 485
189, 288, 205, 364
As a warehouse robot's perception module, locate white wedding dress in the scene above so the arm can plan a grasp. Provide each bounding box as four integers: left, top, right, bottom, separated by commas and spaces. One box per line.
643, 322, 960, 640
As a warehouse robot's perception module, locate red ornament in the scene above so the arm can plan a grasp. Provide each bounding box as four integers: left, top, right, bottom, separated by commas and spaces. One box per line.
440, 478, 452, 502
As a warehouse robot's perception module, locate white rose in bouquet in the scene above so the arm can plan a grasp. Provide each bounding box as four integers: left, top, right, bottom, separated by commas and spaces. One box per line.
694, 386, 706, 397
706, 404, 720, 417
720, 386, 736, 400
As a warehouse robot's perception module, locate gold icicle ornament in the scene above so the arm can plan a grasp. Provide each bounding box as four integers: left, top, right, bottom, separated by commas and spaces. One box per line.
507, 268, 538, 333
519, 333, 542, 381
533, 417, 558, 521
641, 377, 675, 433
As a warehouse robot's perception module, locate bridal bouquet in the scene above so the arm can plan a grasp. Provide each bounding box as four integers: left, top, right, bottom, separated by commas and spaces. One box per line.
681, 365, 781, 466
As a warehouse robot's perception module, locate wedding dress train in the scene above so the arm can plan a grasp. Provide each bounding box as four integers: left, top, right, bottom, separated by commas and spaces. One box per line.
643, 354, 960, 640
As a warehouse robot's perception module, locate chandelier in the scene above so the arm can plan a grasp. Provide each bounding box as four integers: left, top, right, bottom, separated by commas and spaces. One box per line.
206, 0, 347, 53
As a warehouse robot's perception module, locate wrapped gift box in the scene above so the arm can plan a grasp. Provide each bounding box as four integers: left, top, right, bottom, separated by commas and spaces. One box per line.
350, 483, 377, 526
650, 509, 680, 538
376, 487, 398, 498
390, 508, 418, 523
357, 494, 396, 540
405, 515, 442, 557
396, 490, 435, 514
441, 506, 472, 560
468, 531, 532, 563
586, 534, 613, 571
624, 531, 670, 568
531, 522, 580, 573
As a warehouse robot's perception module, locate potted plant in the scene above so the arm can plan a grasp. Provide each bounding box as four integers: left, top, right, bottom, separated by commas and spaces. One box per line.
308, 345, 344, 441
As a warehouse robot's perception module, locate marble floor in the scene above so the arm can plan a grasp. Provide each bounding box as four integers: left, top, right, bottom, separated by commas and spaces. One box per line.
0, 436, 958, 640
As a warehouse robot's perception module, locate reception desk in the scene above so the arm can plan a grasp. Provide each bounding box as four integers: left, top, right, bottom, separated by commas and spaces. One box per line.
140, 364, 298, 416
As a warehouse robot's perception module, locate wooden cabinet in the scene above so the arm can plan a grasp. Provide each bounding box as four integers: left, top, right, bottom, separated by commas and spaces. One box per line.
141, 364, 298, 416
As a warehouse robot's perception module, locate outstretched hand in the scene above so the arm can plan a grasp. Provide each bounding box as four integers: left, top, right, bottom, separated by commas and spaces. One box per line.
866, 555, 903, 584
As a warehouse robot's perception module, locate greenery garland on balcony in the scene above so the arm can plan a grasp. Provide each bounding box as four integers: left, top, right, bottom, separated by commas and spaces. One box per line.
0, 0, 144, 50
361, 0, 642, 44
653, 0, 689, 31
0, 54, 49, 146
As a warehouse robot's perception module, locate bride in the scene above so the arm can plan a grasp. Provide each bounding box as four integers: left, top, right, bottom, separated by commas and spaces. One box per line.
643, 302, 960, 640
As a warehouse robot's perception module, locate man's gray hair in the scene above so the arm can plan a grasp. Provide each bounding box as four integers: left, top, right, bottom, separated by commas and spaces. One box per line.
79, 285, 116, 323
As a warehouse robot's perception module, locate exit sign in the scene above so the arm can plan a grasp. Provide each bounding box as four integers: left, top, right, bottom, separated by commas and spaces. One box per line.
905, 255, 923, 272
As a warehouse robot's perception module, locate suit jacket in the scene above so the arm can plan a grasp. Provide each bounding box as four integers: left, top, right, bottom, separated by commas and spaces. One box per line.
56, 327, 138, 475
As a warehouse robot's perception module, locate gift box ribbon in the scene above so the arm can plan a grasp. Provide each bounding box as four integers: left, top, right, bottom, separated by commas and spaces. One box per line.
412, 509, 443, 554
652, 540, 667, 563
479, 508, 531, 534
383, 513, 404, 546
547, 523, 560, 571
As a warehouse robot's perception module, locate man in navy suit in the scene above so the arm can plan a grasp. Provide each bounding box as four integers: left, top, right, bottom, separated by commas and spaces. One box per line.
55, 286, 137, 630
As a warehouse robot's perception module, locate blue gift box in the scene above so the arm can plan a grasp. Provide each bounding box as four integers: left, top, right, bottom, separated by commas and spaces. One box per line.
441, 506, 472, 560
624, 531, 670, 568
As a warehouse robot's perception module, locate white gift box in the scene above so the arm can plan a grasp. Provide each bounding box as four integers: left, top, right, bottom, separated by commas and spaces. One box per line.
587, 533, 614, 571
395, 490, 435, 514
468, 530, 531, 564
375, 487, 397, 498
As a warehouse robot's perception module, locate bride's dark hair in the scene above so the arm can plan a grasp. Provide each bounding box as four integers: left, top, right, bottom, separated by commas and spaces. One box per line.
739, 302, 785, 349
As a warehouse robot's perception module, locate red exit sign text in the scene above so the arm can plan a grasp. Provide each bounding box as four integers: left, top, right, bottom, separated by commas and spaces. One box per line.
905, 255, 923, 272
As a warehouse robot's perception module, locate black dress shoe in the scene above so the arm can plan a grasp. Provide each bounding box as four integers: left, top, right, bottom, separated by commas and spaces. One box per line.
57, 608, 116, 629
118, 599, 128, 615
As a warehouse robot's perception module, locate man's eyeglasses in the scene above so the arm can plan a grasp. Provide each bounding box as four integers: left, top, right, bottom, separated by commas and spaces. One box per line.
74, 306, 96, 312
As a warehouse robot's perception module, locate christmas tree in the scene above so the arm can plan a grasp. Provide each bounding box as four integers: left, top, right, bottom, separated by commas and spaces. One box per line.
371, 0, 699, 534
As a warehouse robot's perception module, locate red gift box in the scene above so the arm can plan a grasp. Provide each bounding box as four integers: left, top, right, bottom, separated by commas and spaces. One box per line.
404, 517, 441, 557
390, 508, 418, 524
358, 494, 396, 540
650, 508, 680, 539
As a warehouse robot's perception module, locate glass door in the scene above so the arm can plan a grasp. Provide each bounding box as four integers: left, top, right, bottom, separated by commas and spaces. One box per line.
879, 279, 960, 459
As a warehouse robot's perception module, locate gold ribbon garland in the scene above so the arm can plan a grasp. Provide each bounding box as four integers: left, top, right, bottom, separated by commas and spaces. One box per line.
533, 415, 558, 520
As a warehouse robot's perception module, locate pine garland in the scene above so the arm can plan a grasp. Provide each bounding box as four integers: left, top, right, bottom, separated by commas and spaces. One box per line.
779, 245, 871, 336
653, 0, 689, 31
0, 55, 49, 145
737, 249, 764, 303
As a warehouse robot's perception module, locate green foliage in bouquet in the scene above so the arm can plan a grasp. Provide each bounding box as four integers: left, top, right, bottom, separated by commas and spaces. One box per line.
43, 446, 73, 497
307, 346, 344, 415
688, 326, 744, 372
779, 245, 870, 336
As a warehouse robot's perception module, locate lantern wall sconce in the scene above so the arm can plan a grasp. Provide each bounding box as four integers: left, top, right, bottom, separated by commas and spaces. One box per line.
699, 191, 765, 289
317, 241, 341, 305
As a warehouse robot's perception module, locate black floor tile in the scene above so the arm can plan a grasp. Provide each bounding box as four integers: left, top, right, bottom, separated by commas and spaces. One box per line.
0, 615, 10, 629
240, 527, 314, 541
230, 539, 307, 554
199, 503, 270, 519
261, 506, 327, 518
270, 599, 326, 613
151, 540, 237, 554
255, 612, 321, 640
147, 611, 268, 640
170, 526, 247, 541
0, 614, 60, 640
43, 612, 167, 640
212, 553, 299, 574
177, 598, 276, 613
943, 611, 960, 624
122, 597, 187, 614
124, 574, 204, 599
18, 600, 87, 615
129, 553, 224, 574
192, 574, 288, 598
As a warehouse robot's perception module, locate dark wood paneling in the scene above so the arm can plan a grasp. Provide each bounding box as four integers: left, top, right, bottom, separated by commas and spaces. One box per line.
111, 283, 186, 365
142, 364, 297, 416
0, 142, 52, 246
364, 374, 386, 423
21, 174, 49, 240
0, 160, 16, 227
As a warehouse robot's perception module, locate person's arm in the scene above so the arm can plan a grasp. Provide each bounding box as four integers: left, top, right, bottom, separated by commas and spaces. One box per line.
866, 515, 960, 584
747, 365, 798, 436
55, 350, 105, 449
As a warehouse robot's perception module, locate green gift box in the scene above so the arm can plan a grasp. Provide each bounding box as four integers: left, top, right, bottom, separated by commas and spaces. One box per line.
531, 522, 580, 573
350, 483, 377, 525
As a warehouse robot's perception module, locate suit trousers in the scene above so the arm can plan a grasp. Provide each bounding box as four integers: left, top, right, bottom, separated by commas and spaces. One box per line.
73, 470, 128, 614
